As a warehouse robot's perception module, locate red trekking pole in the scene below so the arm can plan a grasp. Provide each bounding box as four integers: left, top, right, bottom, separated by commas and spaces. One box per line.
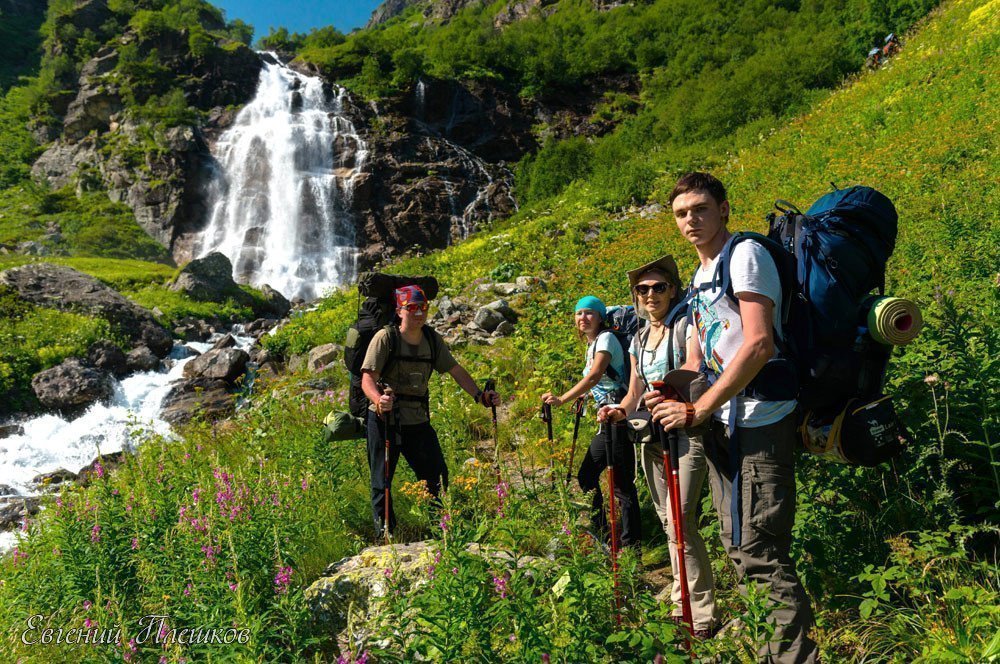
652, 380, 694, 635
607, 422, 622, 625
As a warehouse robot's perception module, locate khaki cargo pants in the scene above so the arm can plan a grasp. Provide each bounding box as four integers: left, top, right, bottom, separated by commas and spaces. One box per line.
703, 413, 818, 664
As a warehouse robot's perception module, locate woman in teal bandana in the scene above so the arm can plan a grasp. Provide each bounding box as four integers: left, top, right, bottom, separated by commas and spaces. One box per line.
542, 295, 641, 547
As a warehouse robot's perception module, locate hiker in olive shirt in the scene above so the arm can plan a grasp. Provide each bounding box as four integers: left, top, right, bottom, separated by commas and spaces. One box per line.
361, 285, 500, 538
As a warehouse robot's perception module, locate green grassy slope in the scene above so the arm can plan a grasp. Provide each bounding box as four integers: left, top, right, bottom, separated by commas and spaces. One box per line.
0, 0, 996, 661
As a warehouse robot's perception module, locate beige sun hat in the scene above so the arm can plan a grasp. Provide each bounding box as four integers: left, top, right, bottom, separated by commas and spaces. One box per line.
626, 255, 683, 321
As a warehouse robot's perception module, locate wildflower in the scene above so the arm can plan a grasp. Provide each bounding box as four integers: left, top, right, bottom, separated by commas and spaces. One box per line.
493, 571, 510, 599
229, 582, 238, 592
90, 524, 101, 543
131, 537, 139, 550
508, 633, 516, 642
192, 488, 201, 503
924, 374, 940, 385
274, 566, 293, 594
561, 523, 572, 536
542, 655, 550, 663
84, 618, 92, 629
93, 461, 104, 479
183, 583, 192, 596
83, 600, 92, 610
452, 567, 459, 575
439, 513, 451, 532
496, 481, 509, 500
301, 477, 309, 492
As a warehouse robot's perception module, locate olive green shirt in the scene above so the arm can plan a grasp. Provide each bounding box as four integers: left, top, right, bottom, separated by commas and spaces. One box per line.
362, 326, 458, 425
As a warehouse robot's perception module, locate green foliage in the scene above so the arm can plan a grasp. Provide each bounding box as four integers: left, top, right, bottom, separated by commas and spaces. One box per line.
0, 285, 114, 414
516, 136, 594, 204
0, 7, 45, 92
257, 26, 305, 53
0, 184, 169, 261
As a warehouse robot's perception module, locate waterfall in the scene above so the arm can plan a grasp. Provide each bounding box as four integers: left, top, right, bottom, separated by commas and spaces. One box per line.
196, 53, 368, 301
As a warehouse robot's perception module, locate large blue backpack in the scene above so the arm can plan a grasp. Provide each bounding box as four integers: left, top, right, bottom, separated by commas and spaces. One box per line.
690, 185, 905, 465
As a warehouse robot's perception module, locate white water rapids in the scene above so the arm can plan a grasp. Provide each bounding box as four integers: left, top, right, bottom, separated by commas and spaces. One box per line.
0, 333, 253, 552
196, 53, 368, 301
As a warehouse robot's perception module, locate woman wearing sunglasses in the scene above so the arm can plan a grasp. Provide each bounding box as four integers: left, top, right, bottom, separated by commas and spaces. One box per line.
597, 256, 719, 638
361, 285, 500, 539
541, 295, 642, 549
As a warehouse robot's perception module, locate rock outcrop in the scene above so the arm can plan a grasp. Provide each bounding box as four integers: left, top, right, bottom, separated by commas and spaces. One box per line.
160, 377, 235, 426
170, 252, 253, 305
182, 348, 249, 383
0, 264, 172, 356
31, 358, 114, 412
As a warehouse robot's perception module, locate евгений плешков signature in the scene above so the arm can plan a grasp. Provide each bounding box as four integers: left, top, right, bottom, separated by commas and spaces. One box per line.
20, 613, 251, 646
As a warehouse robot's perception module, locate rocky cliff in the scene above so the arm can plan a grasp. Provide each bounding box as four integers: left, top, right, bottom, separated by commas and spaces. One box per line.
25, 0, 634, 281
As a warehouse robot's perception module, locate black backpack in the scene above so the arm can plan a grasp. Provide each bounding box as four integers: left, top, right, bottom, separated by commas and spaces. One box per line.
344, 272, 439, 418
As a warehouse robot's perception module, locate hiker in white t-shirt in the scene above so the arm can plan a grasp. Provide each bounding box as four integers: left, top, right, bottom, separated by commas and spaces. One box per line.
542, 296, 642, 548
651, 172, 818, 663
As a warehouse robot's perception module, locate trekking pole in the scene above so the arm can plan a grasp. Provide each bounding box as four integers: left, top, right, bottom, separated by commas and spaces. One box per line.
565, 397, 584, 486
652, 383, 694, 638
485, 379, 501, 486
379, 382, 394, 543
607, 422, 622, 625
541, 401, 555, 487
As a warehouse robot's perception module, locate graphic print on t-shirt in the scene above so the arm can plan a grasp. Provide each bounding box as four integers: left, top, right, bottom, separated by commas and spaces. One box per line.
691, 298, 730, 374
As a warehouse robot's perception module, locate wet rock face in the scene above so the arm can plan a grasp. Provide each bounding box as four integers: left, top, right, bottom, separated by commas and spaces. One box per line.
160, 378, 235, 426
87, 340, 128, 378
170, 252, 254, 307
30, 358, 114, 412
182, 348, 250, 383
0, 263, 172, 357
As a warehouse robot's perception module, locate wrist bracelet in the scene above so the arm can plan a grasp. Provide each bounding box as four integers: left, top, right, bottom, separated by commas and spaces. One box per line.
684, 403, 695, 428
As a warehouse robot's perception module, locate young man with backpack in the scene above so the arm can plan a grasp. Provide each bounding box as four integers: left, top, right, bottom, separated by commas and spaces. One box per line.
651, 173, 818, 662
361, 284, 500, 538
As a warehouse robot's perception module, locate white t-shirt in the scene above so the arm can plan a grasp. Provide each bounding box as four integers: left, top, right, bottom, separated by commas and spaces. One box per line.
585, 331, 627, 406
691, 239, 796, 427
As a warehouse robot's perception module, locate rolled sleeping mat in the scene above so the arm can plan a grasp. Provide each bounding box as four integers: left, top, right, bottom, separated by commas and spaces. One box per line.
867, 296, 923, 345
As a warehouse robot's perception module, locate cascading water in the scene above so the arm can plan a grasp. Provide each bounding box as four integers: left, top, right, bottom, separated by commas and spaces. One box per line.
196, 53, 368, 301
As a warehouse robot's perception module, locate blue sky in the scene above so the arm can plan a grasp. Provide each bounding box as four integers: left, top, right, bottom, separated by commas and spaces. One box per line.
212, 0, 385, 39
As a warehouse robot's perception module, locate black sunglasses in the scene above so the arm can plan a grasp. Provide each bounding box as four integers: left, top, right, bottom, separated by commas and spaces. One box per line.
633, 282, 672, 296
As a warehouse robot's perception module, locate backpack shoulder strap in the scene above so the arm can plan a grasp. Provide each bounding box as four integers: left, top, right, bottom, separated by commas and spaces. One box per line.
380, 324, 401, 378
592, 329, 623, 383
422, 325, 440, 369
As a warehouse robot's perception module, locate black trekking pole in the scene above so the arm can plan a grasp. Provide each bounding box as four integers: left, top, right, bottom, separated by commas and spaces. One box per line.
485, 378, 501, 486
565, 397, 584, 486
379, 382, 394, 543
541, 401, 555, 487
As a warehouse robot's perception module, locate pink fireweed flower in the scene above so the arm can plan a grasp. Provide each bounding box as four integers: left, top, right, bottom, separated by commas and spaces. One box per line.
183, 582, 192, 596
131, 537, 139, 550
83, 600, 92, 610
229, 582, 238, 592
492, 572, 510, 599
84, 617, 92, 629
93, 461, 104, 479
274, 566, 293, 594
192, 488, 202, 503
439, 513, 451, 532
90, 524, 101, 543
301, 477, 308, 492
